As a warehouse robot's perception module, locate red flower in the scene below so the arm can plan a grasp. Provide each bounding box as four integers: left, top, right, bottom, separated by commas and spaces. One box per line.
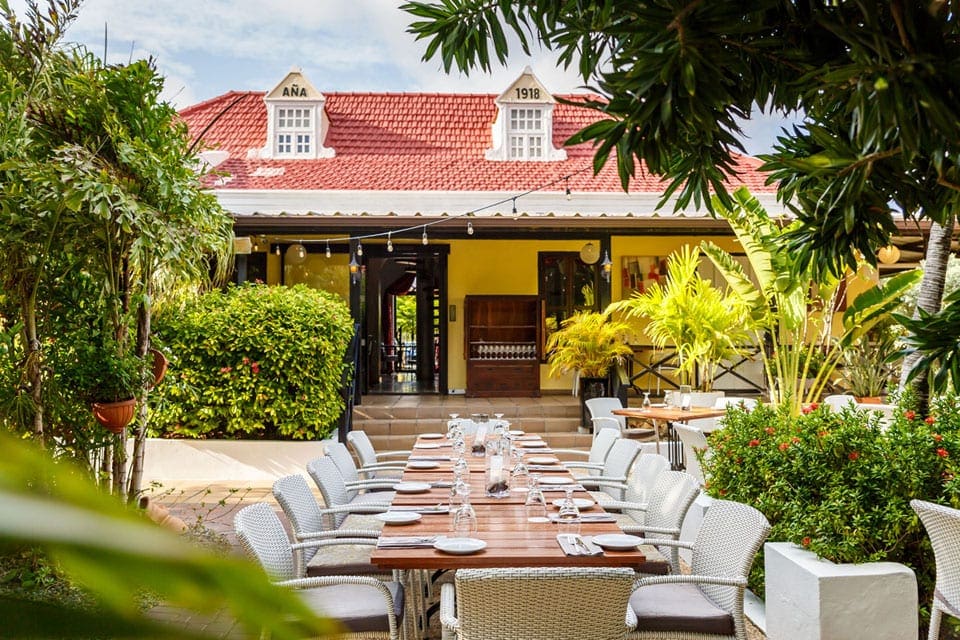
765, 426, 776, 435
904, 410, 916, 420
718, 489, 727, 496
938, 448, 949, 458
810, 402, 819, 410
219, 366, 232, 373
792, 436, 801, 444
251, 362, 260, 374
926, 416, 936, 425
779, 442, 790, 451
848, 451, 860, 461
818, 430, 829, 438
242, 357, 250, 365
748, 439, 760, 447
933, 433, 943, 442
802, 405, 813, 415
801, 536, 811, 547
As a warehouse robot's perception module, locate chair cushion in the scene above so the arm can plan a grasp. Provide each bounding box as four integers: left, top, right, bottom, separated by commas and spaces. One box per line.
630, 582, 735, 635
297, 580, 404, 633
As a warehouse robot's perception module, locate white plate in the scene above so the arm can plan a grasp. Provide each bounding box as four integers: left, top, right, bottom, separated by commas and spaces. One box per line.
537, 476, 573, 485
392, 481, 432, 494
591, 533, 643, 550
551, 497, 595, 510
420, 433, 444, 439
376, 511, 422, 525
508, 430, 525, 436
528, 455, 559, 465
414, 443, 442, 449
519, 441, 548, 448
407, 460, 439, 470
434, 537, 487, 555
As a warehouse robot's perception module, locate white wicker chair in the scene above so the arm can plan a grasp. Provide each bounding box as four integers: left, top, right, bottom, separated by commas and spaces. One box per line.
272, 474, 388, 578
306, 456, 393, 529
604, 470, 701, 573
234, 502, 405, 640
326, 442, 401, 500
586, 396, 657, 443
347, 430, 411, 478
440, 566, 637, 640
579, 438, 642, 501
628, 499, 771, 640
912, 499, 960, 640
551, 427, 621, 478
673, 423, 710, 486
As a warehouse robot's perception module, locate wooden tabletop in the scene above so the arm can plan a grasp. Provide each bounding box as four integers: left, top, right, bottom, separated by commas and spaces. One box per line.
371, 433, 658, 571
612, 406, 728, 422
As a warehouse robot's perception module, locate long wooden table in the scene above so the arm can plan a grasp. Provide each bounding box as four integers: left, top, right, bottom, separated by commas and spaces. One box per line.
612, 405, 728, 469
370, 434, 660, 571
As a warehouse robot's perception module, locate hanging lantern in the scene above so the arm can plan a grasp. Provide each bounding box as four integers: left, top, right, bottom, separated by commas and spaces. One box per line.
286, 243, 307, 265
349, 253, 361, 284
600, 251, 612, 282
877, 245, 901, 265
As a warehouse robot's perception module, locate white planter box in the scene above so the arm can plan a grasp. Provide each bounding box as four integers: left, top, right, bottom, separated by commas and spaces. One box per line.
764, 542, 917, 640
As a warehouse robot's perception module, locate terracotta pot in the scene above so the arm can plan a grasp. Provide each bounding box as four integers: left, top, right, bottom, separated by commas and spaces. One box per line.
150, 348, 168, 386
856, 395, 885, 404
92, 398, 137, 434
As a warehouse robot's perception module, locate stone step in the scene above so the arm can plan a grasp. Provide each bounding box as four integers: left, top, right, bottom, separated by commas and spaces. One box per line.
360, 430, 594, 453
353, 399, 580, 422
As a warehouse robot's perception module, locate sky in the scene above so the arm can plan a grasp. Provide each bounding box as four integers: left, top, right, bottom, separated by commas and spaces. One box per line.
10, 0, 792, 156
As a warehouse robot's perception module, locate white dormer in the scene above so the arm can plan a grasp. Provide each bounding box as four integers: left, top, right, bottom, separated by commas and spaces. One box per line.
251, 67, 335, 160
485, 67, 566, 162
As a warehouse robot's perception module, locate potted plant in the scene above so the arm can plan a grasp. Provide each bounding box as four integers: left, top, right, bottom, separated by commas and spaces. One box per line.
608, 246, 754, 394
837, 329, 899, 403
545, 310, 633, 427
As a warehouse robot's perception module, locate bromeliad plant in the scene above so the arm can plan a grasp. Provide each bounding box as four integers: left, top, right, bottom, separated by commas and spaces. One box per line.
701, 392, 960, 610
700, 188, 921, 415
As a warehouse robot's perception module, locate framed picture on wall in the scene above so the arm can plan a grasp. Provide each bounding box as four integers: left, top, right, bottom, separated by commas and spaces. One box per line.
621, 256, 669, 298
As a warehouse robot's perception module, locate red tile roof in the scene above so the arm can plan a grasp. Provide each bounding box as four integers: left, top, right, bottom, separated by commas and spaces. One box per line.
179, 91, 773, 194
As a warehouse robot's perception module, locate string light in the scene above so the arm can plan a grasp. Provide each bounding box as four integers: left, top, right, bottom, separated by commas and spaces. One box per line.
387, 232, 393, 252
565, 177, 572, 201
356, 240, 363, 257
467, 221, 474, 236
512, 198, 518, 219
274, 244, 281, 256
325, 240, 331, 258
422, 226, 429, 245
349, 253, 360, 284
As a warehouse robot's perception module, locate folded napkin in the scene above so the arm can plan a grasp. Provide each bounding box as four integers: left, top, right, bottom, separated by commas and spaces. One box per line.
527, 465, 568, 472
377, 535, 440, 549
549, 513, 617, 523
388, 505, 450, 514
556, 534, 604, 556
408, 455, 452, 461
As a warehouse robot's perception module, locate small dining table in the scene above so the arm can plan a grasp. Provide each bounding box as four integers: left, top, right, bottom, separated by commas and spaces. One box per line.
612, 405, 728, 470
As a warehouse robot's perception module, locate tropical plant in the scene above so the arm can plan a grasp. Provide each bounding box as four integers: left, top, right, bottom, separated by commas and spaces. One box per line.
0, 431, 336, 639
700, 189, 920, 415
837, 329, 900, 400
151, 284, 354, 440
607, 245, 753, 391
61, 336, 150, 404
897, 288, 960, 396
402, 0, 960, 409
545, 310, 633, 379
701, 392, 960, 628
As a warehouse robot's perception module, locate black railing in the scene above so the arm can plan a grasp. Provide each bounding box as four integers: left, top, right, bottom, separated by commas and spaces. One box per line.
621, 345, 767, 398
338, 324, 361, 443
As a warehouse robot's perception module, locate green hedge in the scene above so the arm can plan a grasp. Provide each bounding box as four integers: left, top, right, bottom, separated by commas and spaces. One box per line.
702, 393, 960, 613
150, 284, 354, 440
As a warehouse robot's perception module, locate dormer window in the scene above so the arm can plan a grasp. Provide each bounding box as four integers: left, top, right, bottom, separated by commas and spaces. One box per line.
486, 67, 566, 162
251, 68, 334, 160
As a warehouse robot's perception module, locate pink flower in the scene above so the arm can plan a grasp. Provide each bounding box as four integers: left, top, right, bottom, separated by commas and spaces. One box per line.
242, 357, 250, 365
220, 366, 232, 373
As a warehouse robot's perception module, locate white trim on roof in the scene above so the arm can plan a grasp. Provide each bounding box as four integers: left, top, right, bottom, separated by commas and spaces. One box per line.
213, 189, 786, 218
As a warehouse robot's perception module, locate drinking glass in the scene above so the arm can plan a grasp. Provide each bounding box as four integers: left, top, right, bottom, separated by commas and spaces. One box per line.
524, 474, 548, 522
556, 486, 581, 536
453, 503, 478, 537
642, 392, 652, 410
453, 455, 469, 478
510, 449, 530, 492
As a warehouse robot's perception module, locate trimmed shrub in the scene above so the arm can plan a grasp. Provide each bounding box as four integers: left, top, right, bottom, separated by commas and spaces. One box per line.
150, 284, 354, 440
702, 393, 960, 609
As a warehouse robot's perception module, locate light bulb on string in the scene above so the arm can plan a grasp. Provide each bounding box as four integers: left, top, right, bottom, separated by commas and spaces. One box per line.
512, 198, 518, 219
387, 232, 393, 252
422, 226, 429, 245
274, 244, 281, 256
325, 241, 331, 258
565, 177, 572, 201
467, 221, 474, 236
356, 240, 363, 257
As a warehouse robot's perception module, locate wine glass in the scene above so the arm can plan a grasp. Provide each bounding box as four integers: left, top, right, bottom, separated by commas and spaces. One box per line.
642, 392, 652, 410
556, 486, 582, 536
510, 448, 530, 492
452, 484, 478, 537
524, 474, 548, 522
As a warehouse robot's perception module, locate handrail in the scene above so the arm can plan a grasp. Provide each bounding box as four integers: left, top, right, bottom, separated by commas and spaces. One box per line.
621, 344, 767, 396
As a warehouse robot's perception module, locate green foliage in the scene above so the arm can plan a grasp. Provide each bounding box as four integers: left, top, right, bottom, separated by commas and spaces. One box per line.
57, 333, 150, 404
607, 245, 754, 390
151, 284, 354, 440
0, 430, 337, 639
702, 393, 960, 608
837, 329, 900, 399
896, 288, 960, 395
545, 310, 633, 379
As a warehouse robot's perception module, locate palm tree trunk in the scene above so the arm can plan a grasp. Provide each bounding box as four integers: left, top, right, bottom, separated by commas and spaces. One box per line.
899, 215, 956, 402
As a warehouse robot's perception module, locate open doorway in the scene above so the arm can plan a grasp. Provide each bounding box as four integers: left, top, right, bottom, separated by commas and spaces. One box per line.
363, 245, 447, 395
